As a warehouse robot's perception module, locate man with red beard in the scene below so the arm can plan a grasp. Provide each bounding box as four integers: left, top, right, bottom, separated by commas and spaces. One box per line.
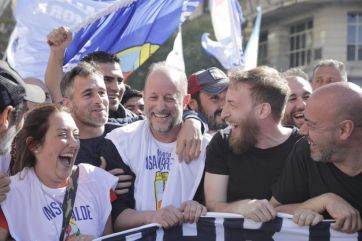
271, 82, 362, 233
282, 68, 312, 128
204, 66, 301, 223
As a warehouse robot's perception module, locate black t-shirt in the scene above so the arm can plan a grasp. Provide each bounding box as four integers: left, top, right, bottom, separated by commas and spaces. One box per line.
205, 127, 301, 202
75, 123, 121, 167
75, 123, 135, 222
272, 137, 362, 215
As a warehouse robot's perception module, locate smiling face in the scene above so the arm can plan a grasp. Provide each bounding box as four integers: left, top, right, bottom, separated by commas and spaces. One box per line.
282, 76, 312, 128
97, 62, 125, 112
34, 111, 80, 188
144, 69, 187, 141
221, 83, 259, 154
68, 75, 109, 129
198, 91, 227, 131
124, 96, 144, 116
299, 94, 339, 162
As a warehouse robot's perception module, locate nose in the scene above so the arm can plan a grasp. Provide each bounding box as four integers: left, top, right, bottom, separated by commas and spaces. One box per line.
296, 97, 306, 109
221, 105, 230, 121
299, 122, 308, 136
68, 135, 80, 149
109, 78, 121, 92
218, 96, 226, 109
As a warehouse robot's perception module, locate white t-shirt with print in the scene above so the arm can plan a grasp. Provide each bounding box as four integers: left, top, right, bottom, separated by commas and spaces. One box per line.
1, 163, 117, 241
106, 120, 210, 211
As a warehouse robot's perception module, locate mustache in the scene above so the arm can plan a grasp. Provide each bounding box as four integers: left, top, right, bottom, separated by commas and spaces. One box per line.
214, 109, 223, 118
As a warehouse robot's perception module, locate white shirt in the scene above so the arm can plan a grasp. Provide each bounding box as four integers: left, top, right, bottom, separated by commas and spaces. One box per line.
1, 163, 117, 241
106, 120, 210, 211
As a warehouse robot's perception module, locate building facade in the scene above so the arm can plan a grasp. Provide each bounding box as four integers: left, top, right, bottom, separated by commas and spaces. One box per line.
241, 0, 362, 85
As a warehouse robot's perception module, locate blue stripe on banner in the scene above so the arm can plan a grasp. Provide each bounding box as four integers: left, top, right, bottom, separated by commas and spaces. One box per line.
309, 221, 330, 241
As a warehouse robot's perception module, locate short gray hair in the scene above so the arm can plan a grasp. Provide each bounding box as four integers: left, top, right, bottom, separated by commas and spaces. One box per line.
312, 59, 347, 82
146, 61, 187, 96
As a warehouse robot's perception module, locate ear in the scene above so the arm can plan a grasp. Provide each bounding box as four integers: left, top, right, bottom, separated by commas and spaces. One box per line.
188, 98, 199, 111
62, 97, 73, 111
338, 120, 354, 140
0, 106, 14, 131
26, 137, 39, 154
255, 103, 271, 120
183, 94, 191, 110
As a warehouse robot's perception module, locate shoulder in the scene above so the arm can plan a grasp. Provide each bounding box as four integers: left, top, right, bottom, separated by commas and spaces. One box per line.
208, 127, 231, 147
77, 163, 117, 189
105, 119, 146, 142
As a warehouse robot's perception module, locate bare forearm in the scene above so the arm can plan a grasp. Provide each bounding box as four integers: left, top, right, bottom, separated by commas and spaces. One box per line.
206, 199, 251, 214
113, 208, 154, 232
45, 49, 65, 103
273, 194, 330, 215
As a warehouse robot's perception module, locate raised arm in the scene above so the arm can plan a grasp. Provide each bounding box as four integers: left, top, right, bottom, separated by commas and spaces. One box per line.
45, 26, 72, 103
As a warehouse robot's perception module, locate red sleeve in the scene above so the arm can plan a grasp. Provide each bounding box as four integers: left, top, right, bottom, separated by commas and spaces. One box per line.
0, 207, 9, 231
110, 190, 117, 203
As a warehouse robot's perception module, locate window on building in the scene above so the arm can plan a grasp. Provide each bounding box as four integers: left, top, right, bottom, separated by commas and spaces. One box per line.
258, 31, 268, 65
289, 19, 313, 68
347, 13, 362, 61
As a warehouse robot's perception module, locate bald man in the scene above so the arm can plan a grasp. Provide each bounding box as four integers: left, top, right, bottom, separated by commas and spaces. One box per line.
271, 82, 362, 233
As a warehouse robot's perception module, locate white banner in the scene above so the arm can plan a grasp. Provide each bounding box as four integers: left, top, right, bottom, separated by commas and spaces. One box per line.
5, 0, 115, 80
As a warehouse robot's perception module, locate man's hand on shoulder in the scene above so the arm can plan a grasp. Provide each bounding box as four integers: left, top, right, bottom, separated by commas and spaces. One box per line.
100, 156, 133, 195
176, 118, 202, 163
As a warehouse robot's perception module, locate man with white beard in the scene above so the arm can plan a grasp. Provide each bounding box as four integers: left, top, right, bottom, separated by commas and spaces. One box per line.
204, 66, 301, 223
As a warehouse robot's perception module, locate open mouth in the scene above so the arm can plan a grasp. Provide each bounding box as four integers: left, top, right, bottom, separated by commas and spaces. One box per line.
227, 121, 239, 130
108, 95, 119, 100
59, 153, 74, 167
152, 113, 170, 119
292, 112, 304, 120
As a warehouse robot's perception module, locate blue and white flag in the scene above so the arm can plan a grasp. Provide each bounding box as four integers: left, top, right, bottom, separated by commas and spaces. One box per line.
95, 213, 362, 241
201, 0, 244, 70
5, 0, 115, 80
64, 0, 199, 79
243, 6, 263, 71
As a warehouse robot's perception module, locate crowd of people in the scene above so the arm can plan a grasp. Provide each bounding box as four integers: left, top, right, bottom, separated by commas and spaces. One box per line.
0, 26, 361, 241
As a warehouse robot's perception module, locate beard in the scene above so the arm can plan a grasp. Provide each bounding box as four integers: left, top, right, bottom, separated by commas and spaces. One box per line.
0, 124, 17, 155
309, 139, 337, 163
200, 107, 227, 131
145, 107, 182, 134
229, 115, 259, 155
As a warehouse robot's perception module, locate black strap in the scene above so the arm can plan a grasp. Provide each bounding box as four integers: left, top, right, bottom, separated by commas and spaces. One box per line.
59, 166, 79, 241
